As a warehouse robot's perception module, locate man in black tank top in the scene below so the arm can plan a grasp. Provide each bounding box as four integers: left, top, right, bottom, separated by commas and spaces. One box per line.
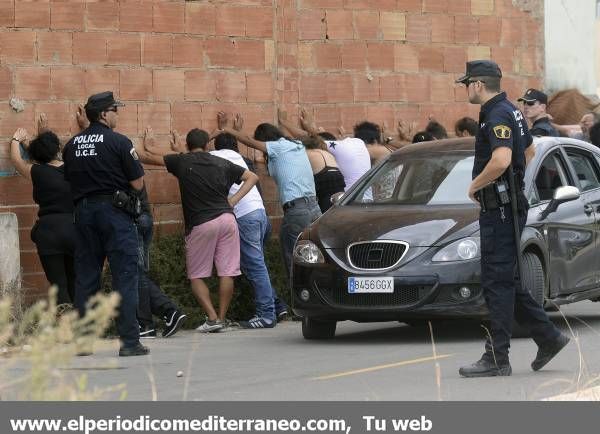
63, 91, 148, 357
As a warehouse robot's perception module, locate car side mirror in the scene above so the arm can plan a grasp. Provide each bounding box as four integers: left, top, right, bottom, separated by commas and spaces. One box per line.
330, 192, 344, 206
538, 186, 580, 220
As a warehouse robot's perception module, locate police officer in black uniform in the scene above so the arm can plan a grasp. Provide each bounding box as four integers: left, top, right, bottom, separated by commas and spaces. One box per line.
63, 91, 148, 357
517, 88, 559, 137
455, 61, 569, 377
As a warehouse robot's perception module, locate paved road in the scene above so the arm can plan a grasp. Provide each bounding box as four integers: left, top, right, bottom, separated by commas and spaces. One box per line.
5, 301, 600, 401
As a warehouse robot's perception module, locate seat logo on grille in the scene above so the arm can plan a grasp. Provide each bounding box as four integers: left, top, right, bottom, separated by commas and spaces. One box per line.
367, 248, 383, 262
347, 240, 409, 271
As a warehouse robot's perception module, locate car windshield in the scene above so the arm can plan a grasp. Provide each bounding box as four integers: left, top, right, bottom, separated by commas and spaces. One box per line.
347, 154, 474, 205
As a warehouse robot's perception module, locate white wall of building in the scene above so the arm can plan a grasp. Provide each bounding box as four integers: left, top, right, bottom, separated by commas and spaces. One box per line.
545, 0, 597, 95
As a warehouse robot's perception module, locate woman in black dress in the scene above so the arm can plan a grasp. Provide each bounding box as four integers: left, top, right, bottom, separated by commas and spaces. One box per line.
9, 120, 76, 304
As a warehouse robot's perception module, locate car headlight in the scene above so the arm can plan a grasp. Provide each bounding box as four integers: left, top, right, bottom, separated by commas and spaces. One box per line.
294, 240, 325, 264
432, 237, 480, 262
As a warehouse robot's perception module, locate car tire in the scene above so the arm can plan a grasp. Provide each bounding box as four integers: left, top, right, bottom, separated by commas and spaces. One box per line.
521, 251, 545, 307
302, 317, 336, 340
513, 252, 545, 338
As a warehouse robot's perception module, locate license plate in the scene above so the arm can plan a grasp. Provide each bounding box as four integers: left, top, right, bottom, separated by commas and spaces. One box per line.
348, 277, 394, 293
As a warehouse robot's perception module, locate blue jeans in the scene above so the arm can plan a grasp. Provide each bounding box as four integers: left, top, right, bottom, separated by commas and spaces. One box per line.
280, 197, 322, 279
238, 209, 286, 321
73, 199, 139, 348
136, 213, 177, 327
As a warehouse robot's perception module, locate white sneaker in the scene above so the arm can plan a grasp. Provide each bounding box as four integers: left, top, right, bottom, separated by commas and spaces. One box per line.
195, 319, 225, 333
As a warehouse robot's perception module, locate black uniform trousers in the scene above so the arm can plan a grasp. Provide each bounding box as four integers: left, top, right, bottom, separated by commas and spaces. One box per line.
73, 198, 140, 348
479, 206, 560, 365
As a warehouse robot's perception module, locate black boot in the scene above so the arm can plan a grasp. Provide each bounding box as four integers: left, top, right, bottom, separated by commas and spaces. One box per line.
531, 334, 570, 371
459, 358, 512, 377
119, 342, 150, 357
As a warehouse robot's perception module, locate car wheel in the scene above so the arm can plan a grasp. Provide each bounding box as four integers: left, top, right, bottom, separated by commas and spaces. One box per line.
513, 252, 545, 338
521, 251, 545, 307
302, 317, 336, 340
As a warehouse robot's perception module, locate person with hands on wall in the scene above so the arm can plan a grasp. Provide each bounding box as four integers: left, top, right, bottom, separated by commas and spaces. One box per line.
9, 115, 77, 306
138, 125, 258, 333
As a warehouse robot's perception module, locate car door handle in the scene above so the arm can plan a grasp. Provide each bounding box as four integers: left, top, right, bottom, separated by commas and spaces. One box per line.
584, 204, 593, 215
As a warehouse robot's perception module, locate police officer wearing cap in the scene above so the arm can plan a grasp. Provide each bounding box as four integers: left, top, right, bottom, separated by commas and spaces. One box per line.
455, 61, 569, 377
518, 88, 559, 137
63, 91, 148, 357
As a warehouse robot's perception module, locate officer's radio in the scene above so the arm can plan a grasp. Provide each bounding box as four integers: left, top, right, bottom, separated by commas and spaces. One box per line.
494, 179, 511, 205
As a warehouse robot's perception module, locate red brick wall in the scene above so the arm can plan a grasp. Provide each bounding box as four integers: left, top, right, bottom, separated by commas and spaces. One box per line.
0, 0, 544, 300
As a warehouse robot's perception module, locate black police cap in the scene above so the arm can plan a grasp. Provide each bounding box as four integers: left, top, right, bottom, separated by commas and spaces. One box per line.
517, 88, 548, 105
455, 60, 502, 84
84, 91, 125, 112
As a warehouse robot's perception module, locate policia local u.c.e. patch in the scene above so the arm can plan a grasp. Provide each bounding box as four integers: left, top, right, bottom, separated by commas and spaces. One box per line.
493, 125, 511, 139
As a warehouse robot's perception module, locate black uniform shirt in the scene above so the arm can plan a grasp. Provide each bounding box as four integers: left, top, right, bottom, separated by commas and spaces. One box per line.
62, 122, 144, 202
473, 92, 533, 185
530, 117, 559, 137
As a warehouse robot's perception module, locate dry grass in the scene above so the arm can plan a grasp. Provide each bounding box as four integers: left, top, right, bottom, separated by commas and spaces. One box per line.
0, 286, 123, 400
427, 321, 442, 401
534, 304, 600, 401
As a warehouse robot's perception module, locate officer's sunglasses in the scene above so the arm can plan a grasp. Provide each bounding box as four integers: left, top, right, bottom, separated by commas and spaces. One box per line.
523, 100, 538, 106
105, 106, 119, 113
465, 79, 485, 86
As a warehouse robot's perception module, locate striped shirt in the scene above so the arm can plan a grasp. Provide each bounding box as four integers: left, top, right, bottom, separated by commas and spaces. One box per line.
266, 138, 316, 205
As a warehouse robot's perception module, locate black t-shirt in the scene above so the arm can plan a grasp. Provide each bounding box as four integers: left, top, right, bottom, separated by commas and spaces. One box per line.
164, 151, 245, 233
62, 122, 144, 202
31, 164, 74, 217
473, 92, 532, 184
530, 117, 559, 137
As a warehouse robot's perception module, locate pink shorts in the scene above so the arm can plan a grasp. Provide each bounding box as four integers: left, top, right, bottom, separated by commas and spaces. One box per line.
185, 213, 241, 279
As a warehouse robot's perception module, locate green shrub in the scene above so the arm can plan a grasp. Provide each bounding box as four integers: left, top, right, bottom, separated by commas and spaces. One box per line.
147, 234, 290, 328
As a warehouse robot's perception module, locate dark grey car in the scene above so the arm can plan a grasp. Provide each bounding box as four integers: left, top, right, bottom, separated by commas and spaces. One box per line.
292, 137, 600, 339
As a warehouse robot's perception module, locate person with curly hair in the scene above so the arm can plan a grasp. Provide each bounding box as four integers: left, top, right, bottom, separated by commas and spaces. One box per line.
9, 116, 76, 305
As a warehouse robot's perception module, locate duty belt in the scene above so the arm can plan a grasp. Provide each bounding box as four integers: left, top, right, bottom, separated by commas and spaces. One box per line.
477, 182, 525, 213
478, 184, 500, 211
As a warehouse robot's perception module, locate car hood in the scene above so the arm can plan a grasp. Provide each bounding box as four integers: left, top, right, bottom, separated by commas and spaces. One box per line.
312, 205, 480, 249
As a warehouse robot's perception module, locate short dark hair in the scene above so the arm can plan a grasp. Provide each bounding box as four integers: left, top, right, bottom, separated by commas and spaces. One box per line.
425, 121, 448, 139
412, 131, 435, 143
214, 133, 239, 152
455, 117, 479, 136
28, 131, 61, 164
186, 128, 209, 151
354, 121, 381, 144
317, 132, 337, 141
254, 123, 284, 142
300, 134, 324, 150
472, 75, 501, 93
589, 122, 600, 147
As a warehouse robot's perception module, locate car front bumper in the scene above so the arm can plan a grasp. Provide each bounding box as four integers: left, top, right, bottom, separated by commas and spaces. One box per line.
292, 256, 488, 322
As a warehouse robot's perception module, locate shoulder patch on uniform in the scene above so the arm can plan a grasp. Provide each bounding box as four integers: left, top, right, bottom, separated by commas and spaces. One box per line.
130, 147, 139, 160
493, 125, 511, 139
